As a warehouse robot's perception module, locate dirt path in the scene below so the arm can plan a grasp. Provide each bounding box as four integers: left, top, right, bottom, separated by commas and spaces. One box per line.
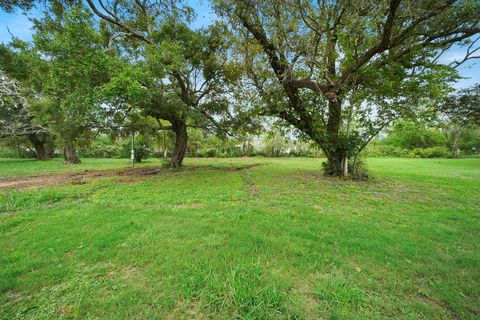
0, 163, 265, 190
0, 167, 163, 190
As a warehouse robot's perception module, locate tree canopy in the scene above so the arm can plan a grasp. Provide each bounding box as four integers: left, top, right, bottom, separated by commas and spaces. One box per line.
214, 0, 480, 176
0, 0, 479, 174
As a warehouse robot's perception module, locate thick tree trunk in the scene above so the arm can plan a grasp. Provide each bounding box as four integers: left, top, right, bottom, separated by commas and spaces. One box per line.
63, 142, 80, 164
324, 153, 341, 175
27, 134, 50, 160
170, 120, 188, 168
323, 98, 349, 177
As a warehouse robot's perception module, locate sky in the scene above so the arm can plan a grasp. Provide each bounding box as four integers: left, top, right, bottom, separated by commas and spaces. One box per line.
0, 1, 479, 89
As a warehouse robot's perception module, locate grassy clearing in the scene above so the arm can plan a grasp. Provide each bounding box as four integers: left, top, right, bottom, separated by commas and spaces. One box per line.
0, 157, 479, 319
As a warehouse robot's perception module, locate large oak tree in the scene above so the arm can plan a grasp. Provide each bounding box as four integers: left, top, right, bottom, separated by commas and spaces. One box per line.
85, 1, 241, 167
214, 0, 480, 176
31, 2, 116, 163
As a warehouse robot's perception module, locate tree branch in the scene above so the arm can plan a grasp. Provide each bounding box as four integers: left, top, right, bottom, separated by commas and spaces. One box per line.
85, 0, 153, 44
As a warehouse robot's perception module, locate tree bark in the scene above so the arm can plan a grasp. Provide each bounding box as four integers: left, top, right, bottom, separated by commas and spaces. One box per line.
452, 126, 463, 158
323, 98, 348, 177
341, 156, 348, 177
63, 142, 80, 164
163, 129, 168, 159
170, 119, 188, 168
27, 134, 50, 161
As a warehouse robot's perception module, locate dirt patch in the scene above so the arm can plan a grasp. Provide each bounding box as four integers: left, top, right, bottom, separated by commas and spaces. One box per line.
6, 290, 22, 301
0, 163, 266, 190
171, 203, 204, 209
0, 167, 164, 190
295, 280, 318, 318
168, 298, 205, 320
206, 163, 265, 171
238, 165, 260, 197
58, 304, 74, 317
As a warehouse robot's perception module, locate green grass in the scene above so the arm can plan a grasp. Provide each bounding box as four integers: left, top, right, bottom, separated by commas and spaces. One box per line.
0, 157, 479, 319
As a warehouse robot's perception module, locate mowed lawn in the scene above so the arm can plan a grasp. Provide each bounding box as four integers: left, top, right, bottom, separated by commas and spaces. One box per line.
0, 157, 479, 319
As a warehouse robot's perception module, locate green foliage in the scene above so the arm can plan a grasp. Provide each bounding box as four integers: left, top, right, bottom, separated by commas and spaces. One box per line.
0, 0, 35, 13
367, 144, 452, 159
368, 118, 480, 158
383, 120, 446, 150
214, 0, 479, 176
413, 146, 451, 158
80, 135, 122, 158
459, 127, 480, 153
437, 84, 480, 126
0, 137, 35, 158
121, 134, 152, 163
28, 3, 117, 154
185, 129, 242, 158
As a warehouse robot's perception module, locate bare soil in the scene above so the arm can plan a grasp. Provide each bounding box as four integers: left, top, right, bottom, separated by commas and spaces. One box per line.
0, 163, 265, 190
0, 167, 163, 190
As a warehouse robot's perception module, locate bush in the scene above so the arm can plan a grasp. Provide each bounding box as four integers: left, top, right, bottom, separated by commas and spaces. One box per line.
366, 144, 410, 157
0, 146, 21, 158
321, 156, 368, 179
384, 120, 446, 149
200, 148, 217, 157
411, 146, 451, 158
366, 142, 451, 158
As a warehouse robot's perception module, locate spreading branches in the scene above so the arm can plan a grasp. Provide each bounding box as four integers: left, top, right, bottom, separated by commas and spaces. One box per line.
0, 72, 25, 105
0, 71, 49, 138
85, 0, 164, 44
87, 0, 152, 43
448, 36, 480, 68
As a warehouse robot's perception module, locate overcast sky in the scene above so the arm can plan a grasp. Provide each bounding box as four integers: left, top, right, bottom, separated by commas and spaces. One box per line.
1, 1, 478, 89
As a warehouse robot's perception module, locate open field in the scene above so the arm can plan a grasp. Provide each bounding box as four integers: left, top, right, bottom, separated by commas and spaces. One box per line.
0, 157, 479, 319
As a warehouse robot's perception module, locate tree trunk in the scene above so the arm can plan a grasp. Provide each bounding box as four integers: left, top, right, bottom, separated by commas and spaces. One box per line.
323, 98, 348, 177
452, 126, 463, 158
170, 120, 188, 168
341, 156, 348, 177
27, 134, 50, 160
63, 142, 80, 164
163, 130, 168, 159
